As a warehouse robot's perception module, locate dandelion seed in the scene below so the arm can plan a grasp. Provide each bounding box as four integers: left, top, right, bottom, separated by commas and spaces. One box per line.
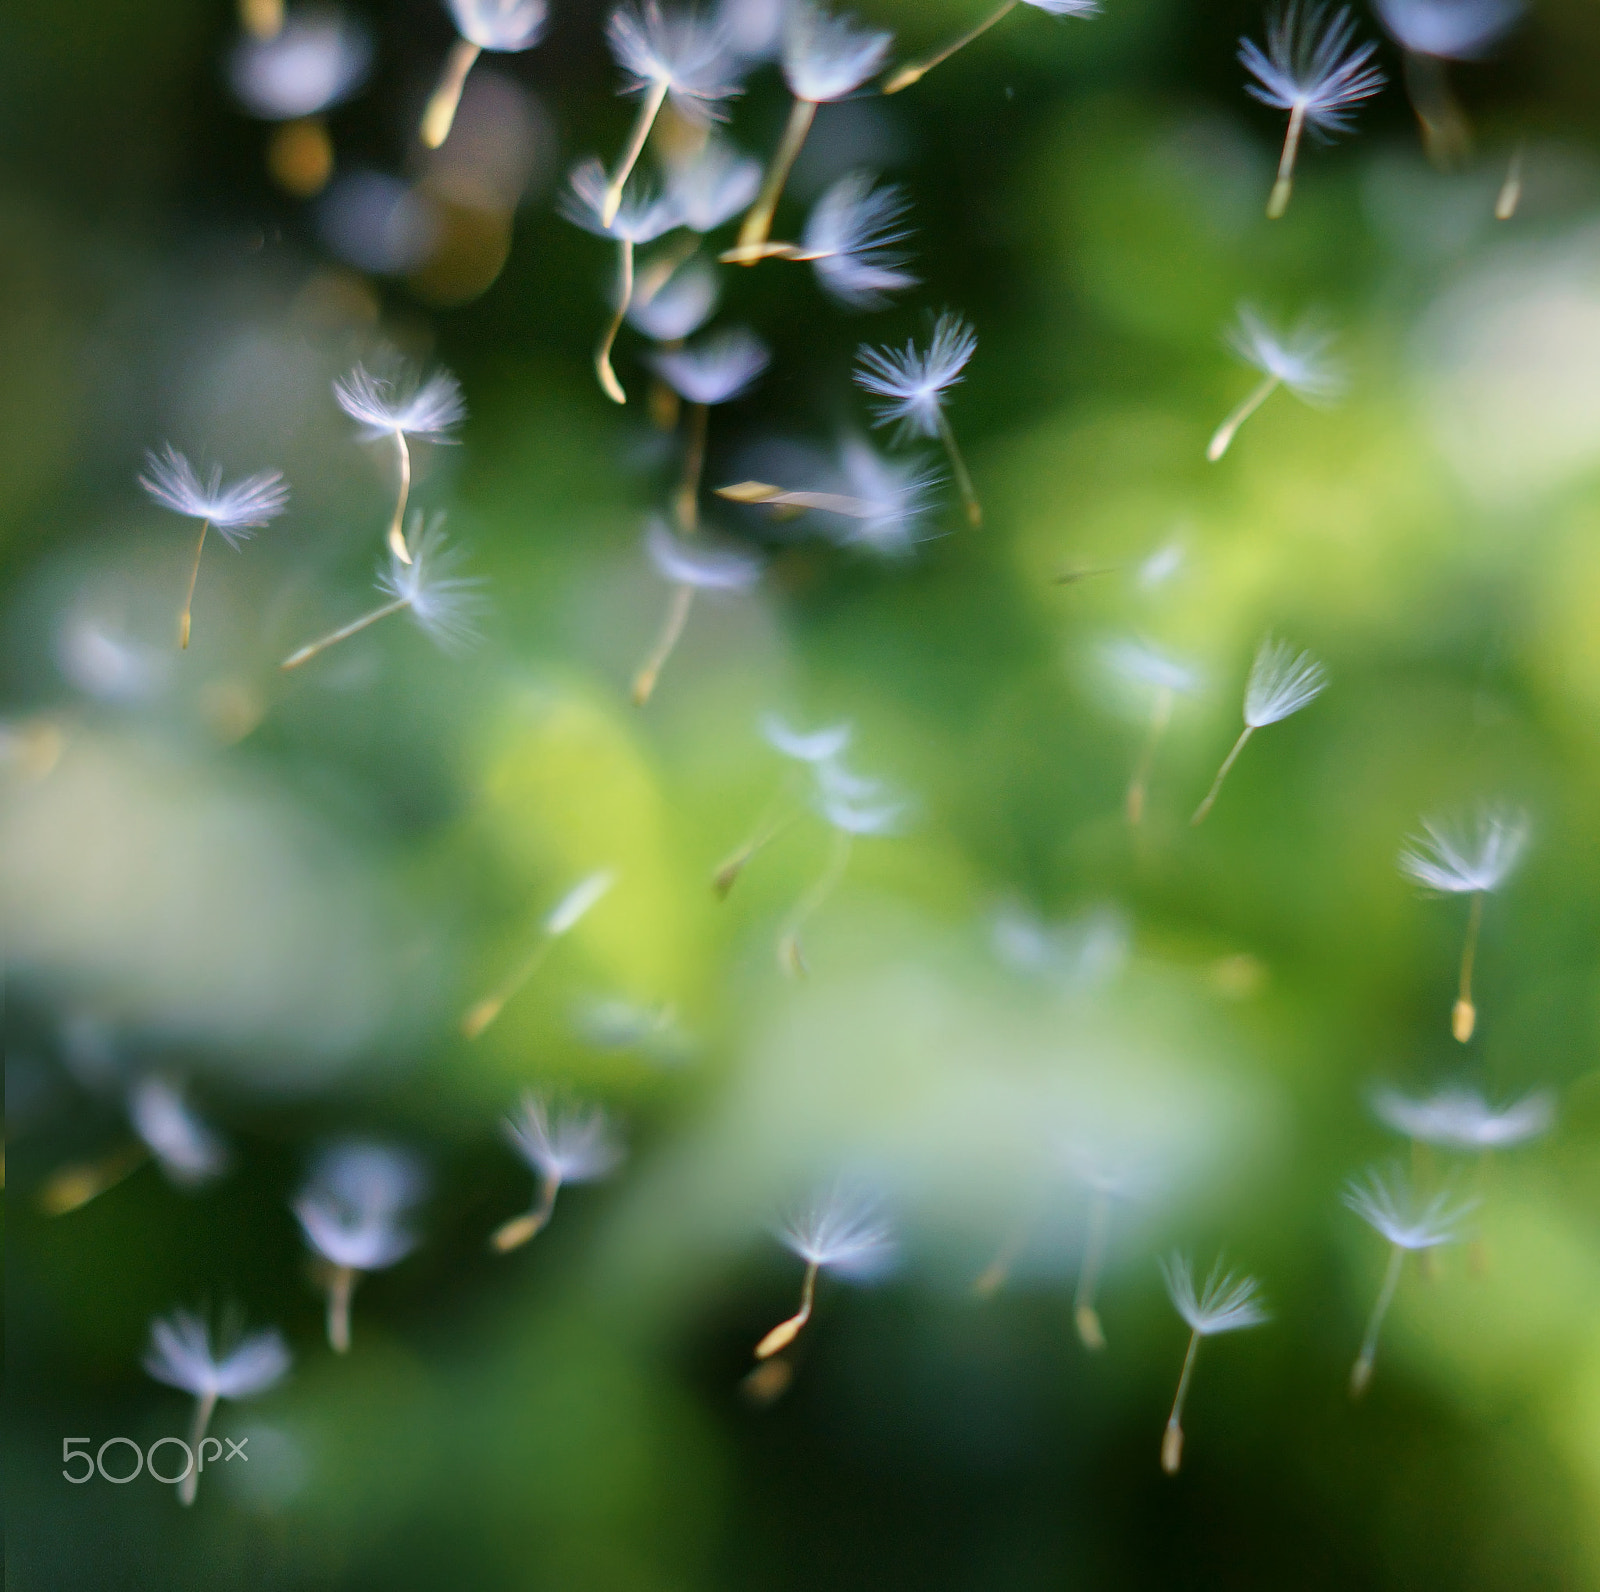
1374, 0, 1521, 166
294, 1141, 427, 1354
649, 329, 769, 529
731, 0, 892, 260
1399, 806, 1528, 1042
332, 362, 464, 562
883, 0, 1098, 96
1206, 305, 1343, 461
1343, 1165, 1474, 1395
463, 869, 618, 1038
628, 254, 720, 344
1102, 639, 1202, 825
492, 1094, 626, 1251
855, 312, 981, 526
1372, 1085, 1554, 1151
756, 1181, 897, 1358
139, 445, 288, 650
561, 157, 684, 404
602, 5, 743, 225
666, 137, 763, 233
421, 0, 548, 148
1191, 637, 1326, 824
1239, 2, 1385, 218
795, 172, 918, 308
777, 758, 905, 975
1495, 141, 1524, 221
633, 517, 763, 704
127, 1076, 231, 1189
145, 1309, 290, 1505
280, 514, 486, 670
1158, 1254, 1269, 1472
227, 9, 372, 119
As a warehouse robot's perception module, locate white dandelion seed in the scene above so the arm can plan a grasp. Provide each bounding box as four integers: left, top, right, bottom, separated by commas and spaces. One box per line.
883, 0, 1098, 96
730, 0, 893, 260
139, 445, 289, 650
855, 312, 981, 527
1372, 1085, 1554, 1151
632, 518, 763, 706
666, 137, 763, 233
462, 869, 618, 1039
628, 254, 720, 342
127, 1076, 231, 1190
293, 1140, 428, 1354
799, 172, 918, 309
492, 1093, 626, 1251
1206, 305, 1343, 461
649, 328, 769, 529
600, 4, 743, 225
1239, 2, 1386, 218
1053, 1140, 1145, 1347
1191, 637, 1327, 824
755, 1181, 897, 1359
561, 157, 685, 405
280, 514, 486, 670
1158, 1254, 1270, 1473
1101, 638, 1202, 825
1343, 1165, 1475, 1395
761, 713, 854, 764
145, 1309, 290, 1505
1399, 806, 1528, 1041
333, 362, 464, 563
421, 0, 548, 147
228, 9, 372, 120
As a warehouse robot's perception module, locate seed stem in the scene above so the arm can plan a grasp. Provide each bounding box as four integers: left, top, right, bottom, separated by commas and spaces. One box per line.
178, 520, 210, 650
1072, 1188, 1112, 1349
1495, 143, 1525, 221
602, 79, 670, 226
1207, 375, 1280, 461
1453, 890, 1484, 1043
756, 1259, 819, 1358
597, 238, 636, 405
327, 1263, 358, 1354
1191, 726, 1255, 826
714, 803, 799, 899
736, 96, 817, 258
1403, 49, 1472, 169
492, 1171, 563, 1251
38, 1142, 150, 1216
1266, 100, 1306, 219
462, 936, 555, 1039
882, 0, 1019, 93
179, 1390, 217, 1506
1126, 686, 1174, 826
1162, 1330, 1201, 1473
1351, 1243, 1404, 1398
777, 826, 853, 977
280, 597, 410, 671
675, 401, 710, 533
632, 581, 696, 705
934, 408, 982, 527
420, 38, 482, 148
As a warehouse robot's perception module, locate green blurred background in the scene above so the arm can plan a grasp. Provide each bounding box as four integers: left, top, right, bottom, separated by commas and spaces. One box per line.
4, 0, 1600, 1586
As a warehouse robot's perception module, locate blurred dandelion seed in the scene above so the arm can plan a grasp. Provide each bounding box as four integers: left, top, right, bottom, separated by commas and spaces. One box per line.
667, 137, 764, 234
732, 0, 892, 259
294, 1142, 427, 1353
280, 515, 485, 670
1103, 639, 1201, 825
1398, 806, 1528, 1041
422, 0, 548, 147
601, 3, 742, 225
493, 1094, 626, 1250
1239, 2, 1385, 218
139, 445, 289, 649
144, 1309, 290, 1505
883, 0, 1098, 96
1343, 1165, 1474, 1395
1207, 306, 1343, 460
1495, 142, 1525, 220
1372, 1085, 1554, 1151
1158, 1254, 1269, 1472
128, 1075, 231, 1189
757, 1182, 896, 1359
1191, 637, 1326, 824
332, 363, 464, 562
854, 312, 980, 526
463, 869, 617, 1039
632, 518, 762, 704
